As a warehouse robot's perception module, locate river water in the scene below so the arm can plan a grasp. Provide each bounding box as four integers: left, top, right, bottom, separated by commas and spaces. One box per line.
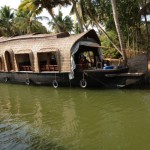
0, 84, 150, 150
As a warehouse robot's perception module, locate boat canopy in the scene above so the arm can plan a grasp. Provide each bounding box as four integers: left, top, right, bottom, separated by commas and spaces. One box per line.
71, 40, 101, 55
69, 40, 102, 79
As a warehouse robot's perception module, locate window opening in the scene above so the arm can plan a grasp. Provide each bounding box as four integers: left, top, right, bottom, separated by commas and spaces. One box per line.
38, 52, 59, 72
15, 54, 32, 71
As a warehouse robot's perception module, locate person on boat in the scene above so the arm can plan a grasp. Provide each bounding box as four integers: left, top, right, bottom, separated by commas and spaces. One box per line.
78, 55, 90, 69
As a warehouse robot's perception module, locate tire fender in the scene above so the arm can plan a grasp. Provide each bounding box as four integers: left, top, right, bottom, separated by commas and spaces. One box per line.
25, 79, 31, 85
52, 80, 58, 88
80, 79, 87, 88
4, 77, 9, 83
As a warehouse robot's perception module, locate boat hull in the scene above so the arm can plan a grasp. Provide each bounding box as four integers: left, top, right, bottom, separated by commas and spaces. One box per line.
0, 67, 145, 88
72, 67, 129, 88
0, 72, 70, 86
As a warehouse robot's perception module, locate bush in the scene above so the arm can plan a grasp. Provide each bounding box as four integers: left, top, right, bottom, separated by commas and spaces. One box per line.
100, 30, 121, 58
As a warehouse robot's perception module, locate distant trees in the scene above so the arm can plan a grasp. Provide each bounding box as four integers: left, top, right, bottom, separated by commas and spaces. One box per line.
75, 0, 150, 55
101, 0, 150, 52
14, 10, 47, 34
0, 6, 15, 36
0, 0, 150, 57
0, 5, 47, 37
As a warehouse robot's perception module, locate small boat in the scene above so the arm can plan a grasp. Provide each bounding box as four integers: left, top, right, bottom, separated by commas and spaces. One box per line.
0, 29, 128, 88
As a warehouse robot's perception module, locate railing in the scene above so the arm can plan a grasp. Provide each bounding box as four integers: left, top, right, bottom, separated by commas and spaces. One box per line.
20, 65, 32, 71
76, 64, 89, 70
40, 65, 59, 71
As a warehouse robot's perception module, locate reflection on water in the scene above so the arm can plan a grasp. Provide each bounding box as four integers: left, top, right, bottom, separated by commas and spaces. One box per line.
33, 100, 42, 127
1, 84, 150, 149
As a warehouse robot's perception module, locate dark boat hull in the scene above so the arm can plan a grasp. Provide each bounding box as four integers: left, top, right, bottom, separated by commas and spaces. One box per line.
0, 67, 144, 88
72, 67, 129, 88
0, 72, 70, 86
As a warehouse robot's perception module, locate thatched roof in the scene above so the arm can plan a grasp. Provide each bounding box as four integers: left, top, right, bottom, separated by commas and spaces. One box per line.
0, 32, 70, 43
0, 29, 100, 72
38, 48, 58, 53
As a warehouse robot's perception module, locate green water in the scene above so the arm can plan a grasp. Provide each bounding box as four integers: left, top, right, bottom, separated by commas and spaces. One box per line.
0, 84, 150, 150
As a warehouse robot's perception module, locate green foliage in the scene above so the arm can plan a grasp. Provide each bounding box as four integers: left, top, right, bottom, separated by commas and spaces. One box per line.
0, 5, 15, 36
100, 31, 121, 58
1, 0, 150, 56
48, 11, 73, 33
102, 0, 150, 53
14, 10, 47, 35
0, 6, 48, 37
73, 0, 150, 55
102, 48, 121, 59
101, 31, 118, 47
19, 0, 71, 32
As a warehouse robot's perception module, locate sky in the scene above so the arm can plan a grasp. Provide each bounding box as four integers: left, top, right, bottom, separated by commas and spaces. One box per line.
0, 0, 72, 30
0, 0, 20, 9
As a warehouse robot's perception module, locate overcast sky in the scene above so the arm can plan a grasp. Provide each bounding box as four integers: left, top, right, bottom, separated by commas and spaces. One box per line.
0, 0, 71, 30
0, 0, 20, 9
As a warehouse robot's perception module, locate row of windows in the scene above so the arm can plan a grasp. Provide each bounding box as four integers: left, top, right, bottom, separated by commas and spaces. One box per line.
0, 51, 59, 72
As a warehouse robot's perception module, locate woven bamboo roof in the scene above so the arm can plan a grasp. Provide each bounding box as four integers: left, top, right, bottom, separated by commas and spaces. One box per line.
0, 29, 99, 45
38, 48, 58, 53
0, 32, 70, 43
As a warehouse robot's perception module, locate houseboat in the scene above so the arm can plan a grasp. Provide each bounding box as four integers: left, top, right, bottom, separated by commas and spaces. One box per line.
0, 29, 129, 88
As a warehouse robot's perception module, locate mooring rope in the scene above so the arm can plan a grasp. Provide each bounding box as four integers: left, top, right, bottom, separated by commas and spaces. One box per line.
54, 73, 56, 80
82, 72, 85, 80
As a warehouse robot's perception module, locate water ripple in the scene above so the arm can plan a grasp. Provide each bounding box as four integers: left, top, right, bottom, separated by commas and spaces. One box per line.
1, 85, 150, 149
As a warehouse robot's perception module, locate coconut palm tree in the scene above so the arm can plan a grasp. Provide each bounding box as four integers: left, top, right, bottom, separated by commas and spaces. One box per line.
14, 10, 48, 35
110, 0, 127, 64
19, 0, 71, 33
0, 5, 15, 36
48, 11, 73, 33
70, 0, 84, 32
77, 0, 122, 54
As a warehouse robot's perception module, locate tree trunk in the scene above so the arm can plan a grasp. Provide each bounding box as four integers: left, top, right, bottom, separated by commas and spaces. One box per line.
72, 0, 84, 32
110, 0, 127, 65
48, 9, 62, 33
144, 0, 149, 51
